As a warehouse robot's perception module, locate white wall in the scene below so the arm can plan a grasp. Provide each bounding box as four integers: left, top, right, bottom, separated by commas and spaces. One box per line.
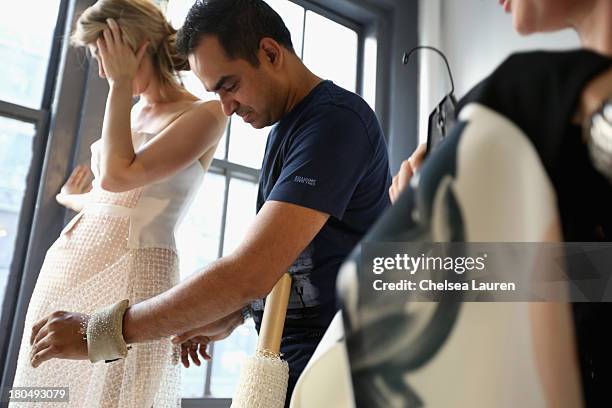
418, 0, 580, 142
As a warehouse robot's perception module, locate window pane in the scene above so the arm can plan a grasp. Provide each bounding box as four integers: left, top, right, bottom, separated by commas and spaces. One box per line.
222, 178, 258, 256
227, 116, 269, 170
0, 117, 36, 311
209, 178, 259, 397
181, 361, 208, 398
176, 172, 225, 279
177, 71, 219, 103
0, 1, 61, 108
265, 0, 305, 57
175, 171, 226, 398
363, 36, 378, 110
165, 0, 193, 28
209, 318, 258, 397
303, 11, 358, 92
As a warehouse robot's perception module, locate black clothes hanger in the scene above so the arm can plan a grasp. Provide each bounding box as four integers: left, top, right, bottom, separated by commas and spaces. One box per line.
403, 46, 458, 157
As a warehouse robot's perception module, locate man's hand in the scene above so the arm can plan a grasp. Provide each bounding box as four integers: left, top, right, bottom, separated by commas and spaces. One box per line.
171, 310, 244, 368
177, 338, 211, 368
389, 143, 426, 203
29, 311, 89, 368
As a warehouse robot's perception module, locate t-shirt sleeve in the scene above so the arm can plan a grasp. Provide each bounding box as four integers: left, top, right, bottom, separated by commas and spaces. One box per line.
267, 107, 373, 219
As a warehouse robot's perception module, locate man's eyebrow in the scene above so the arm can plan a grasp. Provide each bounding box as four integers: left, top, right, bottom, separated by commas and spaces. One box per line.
209, 75, 235, 92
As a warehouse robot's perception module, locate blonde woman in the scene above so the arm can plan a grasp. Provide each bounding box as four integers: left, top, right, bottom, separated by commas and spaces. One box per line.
10, 0, 226, 406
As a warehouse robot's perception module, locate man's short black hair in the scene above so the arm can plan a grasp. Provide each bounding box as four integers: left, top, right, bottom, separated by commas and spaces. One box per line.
176, 0, 295, 66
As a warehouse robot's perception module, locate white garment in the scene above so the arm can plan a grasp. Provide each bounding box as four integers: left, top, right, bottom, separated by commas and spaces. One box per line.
10, 131, 206, 407
86, 131, 204, 249
289, 311, 355, 408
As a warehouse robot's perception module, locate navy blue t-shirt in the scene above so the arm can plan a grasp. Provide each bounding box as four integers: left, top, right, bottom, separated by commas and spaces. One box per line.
252, 80, 391, 391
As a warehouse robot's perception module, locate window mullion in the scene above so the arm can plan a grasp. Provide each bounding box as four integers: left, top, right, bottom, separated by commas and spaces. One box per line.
356, 29, 365, 96
0, 101, 43, 124
224, 117, 231, 161
300, 8, 306, 59
217, 170, 231, 259
203, 170, 231, 398
204, 342, 215, 397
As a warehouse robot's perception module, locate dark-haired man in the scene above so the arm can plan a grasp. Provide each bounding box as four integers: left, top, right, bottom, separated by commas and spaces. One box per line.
29, 0, 391, 403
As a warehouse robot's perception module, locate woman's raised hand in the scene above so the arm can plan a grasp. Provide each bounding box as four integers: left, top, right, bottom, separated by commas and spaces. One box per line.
96, 18, 149, 85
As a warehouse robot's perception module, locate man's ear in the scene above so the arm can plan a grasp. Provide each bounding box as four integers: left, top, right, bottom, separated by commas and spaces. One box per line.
259, 37, 283, 68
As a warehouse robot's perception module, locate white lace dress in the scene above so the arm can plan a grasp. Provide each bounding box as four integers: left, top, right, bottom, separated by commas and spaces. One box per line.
10, 131, 205, 407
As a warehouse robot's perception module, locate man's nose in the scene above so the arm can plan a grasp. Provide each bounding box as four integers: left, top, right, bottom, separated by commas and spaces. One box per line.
219, 94, 238, 116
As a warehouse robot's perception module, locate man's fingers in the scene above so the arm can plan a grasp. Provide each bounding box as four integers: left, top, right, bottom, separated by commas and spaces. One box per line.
31, 345, 58, 368
30, 317, 48, 346
181, 354, 190, 368
180, 345, 190, 368
198, 344, 211, 361
189, 344, 201, 366
30, 332, 53, 360
33, 322, 50, 347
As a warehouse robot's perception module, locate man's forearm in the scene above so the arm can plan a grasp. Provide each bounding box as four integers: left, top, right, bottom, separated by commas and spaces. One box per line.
122, 255, 259, 344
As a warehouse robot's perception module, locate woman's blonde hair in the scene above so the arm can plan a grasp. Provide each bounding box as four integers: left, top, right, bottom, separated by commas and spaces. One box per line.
71, 0, 188, 97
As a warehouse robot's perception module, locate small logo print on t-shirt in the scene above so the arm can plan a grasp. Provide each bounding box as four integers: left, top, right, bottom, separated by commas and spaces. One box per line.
294, 176, 317, 186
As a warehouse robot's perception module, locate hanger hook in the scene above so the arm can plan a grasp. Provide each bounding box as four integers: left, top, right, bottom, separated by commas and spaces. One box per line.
402, 46, 455, 96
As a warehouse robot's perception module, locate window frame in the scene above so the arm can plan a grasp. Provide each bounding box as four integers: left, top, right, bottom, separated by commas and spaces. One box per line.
0, 0, 79, 391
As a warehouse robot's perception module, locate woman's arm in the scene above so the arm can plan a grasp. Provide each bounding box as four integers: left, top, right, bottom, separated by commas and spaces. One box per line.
96, 19, 227, 193
55, 165, 93, 212
99, 97, 226, 193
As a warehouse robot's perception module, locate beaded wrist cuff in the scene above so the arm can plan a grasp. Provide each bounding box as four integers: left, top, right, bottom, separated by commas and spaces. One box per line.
86, 299, 130, 363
